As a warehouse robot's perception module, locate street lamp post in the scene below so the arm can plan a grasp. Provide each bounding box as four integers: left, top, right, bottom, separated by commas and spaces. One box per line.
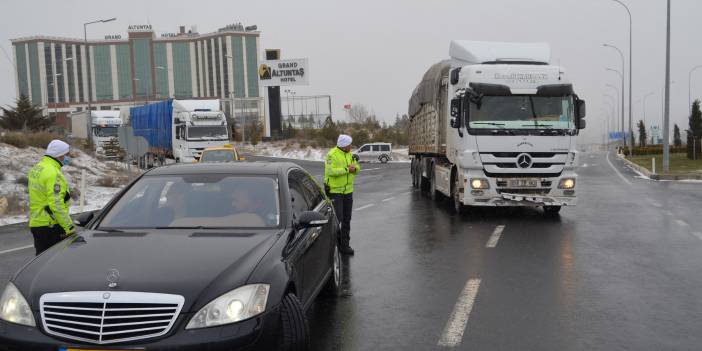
606, 67, 626, 147
607, 0, 633, 158
84, 17, 116, 144
663, 0, 671, 171
605, 84, 620, 130
604, 43, 626, 147
688, 65, 702, 117
642, 91, 655, 128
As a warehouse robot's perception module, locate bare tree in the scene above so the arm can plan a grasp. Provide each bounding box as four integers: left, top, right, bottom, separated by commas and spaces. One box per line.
348, 104, 370, 123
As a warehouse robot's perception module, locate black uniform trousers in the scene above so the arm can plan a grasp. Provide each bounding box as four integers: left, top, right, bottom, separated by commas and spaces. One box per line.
330, 193, 353, 248
30, 226, 66, 255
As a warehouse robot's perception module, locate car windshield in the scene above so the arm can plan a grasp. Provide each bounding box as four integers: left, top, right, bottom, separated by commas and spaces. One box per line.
200, 150, 237, 162
95, 126, 118, 137
469, 95, 575, 130
187, 126, 228, 140
98, 175, 280, 229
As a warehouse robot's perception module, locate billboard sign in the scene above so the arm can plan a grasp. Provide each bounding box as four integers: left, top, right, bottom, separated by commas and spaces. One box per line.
258, 58, 309, 87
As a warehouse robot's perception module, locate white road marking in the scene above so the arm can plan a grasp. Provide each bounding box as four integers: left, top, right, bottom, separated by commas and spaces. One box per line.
361, 167, 382, 172
486, 225, 505, 248
675, 219, 689, 227
664, 210, 674, 216
605, 152, 632, 185
354, 204, 376, 211
382, 197, 395, 202
438, 278, 481, 348
400, 191, 414, 195
0, 244, 33, 256
651, 202, 662, 208
691, 232, 702, 241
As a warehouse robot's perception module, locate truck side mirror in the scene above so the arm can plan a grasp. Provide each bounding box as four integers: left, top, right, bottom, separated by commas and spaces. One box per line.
575, 99, 586, 129
450, 68, 462, 85
450, 98, 462, 129
575, 99, 586, 118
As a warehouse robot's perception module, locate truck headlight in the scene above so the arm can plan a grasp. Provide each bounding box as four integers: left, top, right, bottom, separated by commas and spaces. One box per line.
558, 178, 576, 189
470, 178, 489, 189
0, 283, 35, 327
186, 284, 269, 329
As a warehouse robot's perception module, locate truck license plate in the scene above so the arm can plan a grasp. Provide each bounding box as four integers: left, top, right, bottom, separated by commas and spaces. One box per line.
507, 179, 538, 187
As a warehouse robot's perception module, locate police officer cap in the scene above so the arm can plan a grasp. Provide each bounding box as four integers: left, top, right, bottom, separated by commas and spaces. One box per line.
46, 140, 70, 158
337, 134, 353, 148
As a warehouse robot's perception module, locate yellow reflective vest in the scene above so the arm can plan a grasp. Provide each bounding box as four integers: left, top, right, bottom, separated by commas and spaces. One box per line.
324, 147, 360, 195
28, 156, 74, 233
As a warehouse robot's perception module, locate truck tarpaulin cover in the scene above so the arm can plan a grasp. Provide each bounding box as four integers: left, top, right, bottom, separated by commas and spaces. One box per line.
131, 100, 173, 150
408, 60, 451, 118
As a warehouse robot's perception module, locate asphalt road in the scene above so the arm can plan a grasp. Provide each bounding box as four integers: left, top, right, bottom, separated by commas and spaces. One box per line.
2, 151, 702, 350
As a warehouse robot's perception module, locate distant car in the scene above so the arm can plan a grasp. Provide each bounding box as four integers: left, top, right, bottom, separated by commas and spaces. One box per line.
198, 144, 243, 163
0, 162, 343, 350
354, 142, 392, 163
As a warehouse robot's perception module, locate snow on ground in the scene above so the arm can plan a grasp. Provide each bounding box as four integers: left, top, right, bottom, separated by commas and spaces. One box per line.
0, 143, 128, 226
243, 142, 410, 163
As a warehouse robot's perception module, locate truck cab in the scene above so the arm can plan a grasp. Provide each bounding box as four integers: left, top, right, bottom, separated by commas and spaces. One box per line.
91, 113, 122, 156
171, 100, 230, 163
410, 41, 586, 215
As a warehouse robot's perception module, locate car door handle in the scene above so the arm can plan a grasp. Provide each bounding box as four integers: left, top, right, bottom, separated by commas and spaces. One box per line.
310, 229, 320, 241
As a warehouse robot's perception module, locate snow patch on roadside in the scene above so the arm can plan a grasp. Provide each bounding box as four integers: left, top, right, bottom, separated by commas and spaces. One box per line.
0, 143, 130, 226
242, 142, 410, 163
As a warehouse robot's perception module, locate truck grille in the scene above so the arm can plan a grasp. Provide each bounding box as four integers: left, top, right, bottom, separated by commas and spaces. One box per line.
40, 291, 184, 345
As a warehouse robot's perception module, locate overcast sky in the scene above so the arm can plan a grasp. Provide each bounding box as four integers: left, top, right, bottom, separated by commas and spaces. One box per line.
1, 0, 701, 143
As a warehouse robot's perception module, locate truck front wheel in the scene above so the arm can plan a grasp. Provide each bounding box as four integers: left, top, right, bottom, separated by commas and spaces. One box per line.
452, 174, 464, 214
543, 206, 561, 216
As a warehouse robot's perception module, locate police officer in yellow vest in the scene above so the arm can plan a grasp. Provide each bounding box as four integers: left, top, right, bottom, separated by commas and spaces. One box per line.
324, 134, 360, 255
28, 140, 75, 255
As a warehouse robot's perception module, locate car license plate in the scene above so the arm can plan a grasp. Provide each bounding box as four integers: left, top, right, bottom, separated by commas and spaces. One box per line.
507, 178, 538, 188
61, 348, 140, 351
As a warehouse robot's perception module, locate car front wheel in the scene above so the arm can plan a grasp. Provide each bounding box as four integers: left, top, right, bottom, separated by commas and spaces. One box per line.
279, 293, 310, 351
321, 243, 343, 297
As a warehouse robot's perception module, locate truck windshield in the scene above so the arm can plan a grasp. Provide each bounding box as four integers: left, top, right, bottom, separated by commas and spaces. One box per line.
187, 126, 228, 140
98, 175, 280, 229
94, 126, 118, 137
469, 95, 574, 130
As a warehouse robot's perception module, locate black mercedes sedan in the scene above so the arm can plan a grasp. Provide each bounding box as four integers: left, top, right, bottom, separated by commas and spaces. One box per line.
0, 162, 343, 351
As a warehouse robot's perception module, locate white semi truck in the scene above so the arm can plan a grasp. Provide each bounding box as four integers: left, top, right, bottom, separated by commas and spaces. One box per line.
409, 41, 586, 215
70, 110, 123, 157
130, 99, 230, 165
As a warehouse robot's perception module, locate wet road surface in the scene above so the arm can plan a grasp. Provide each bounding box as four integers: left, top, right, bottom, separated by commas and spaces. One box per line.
2, 151, 702, 350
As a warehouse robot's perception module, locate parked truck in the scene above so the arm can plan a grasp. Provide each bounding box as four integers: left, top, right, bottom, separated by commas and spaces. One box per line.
409, 41, 586, 215
69, 110, 122, 157
130, 99, 230, 166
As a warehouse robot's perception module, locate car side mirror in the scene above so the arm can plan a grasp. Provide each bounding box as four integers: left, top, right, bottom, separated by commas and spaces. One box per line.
296, 211, 328, 229
74, 211, 96, 227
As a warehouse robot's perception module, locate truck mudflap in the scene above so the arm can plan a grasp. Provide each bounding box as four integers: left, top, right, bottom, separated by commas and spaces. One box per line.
498, 193, 573, 206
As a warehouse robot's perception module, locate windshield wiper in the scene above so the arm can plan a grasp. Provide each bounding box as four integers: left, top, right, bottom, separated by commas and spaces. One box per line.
521, 123, 554, 129
471, 122, 506, 127
155, 226, 211, 229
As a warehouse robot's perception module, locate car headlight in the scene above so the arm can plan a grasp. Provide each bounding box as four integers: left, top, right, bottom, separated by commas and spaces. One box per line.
558, 178, 576, 189
186, 284, 269, 329
0, 283, 35, 327
470, 178, 490, 189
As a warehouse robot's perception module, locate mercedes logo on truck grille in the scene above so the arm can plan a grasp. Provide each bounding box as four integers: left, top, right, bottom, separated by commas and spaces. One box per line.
516, 153, 533, 169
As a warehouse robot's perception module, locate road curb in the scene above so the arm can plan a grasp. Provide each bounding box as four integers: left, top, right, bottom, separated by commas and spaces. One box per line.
619, 154, 702, 181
